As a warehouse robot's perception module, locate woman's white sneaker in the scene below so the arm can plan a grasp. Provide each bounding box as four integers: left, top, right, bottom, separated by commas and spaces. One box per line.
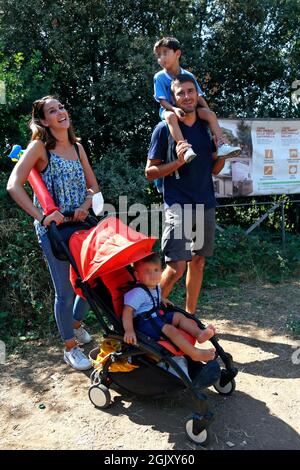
73, 325, 92, 344
64, 346, 93, 370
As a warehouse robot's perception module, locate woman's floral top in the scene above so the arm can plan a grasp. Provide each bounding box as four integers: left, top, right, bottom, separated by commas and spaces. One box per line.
34, 149, 87, 238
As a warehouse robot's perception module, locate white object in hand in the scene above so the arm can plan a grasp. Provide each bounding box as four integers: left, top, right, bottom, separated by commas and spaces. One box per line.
92, 192, 104, 216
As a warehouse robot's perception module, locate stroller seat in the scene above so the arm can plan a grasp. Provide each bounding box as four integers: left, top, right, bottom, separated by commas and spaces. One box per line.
157, 330, 196, 355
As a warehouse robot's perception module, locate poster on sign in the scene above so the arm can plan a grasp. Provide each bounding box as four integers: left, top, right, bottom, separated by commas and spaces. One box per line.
214, 119, 300, 197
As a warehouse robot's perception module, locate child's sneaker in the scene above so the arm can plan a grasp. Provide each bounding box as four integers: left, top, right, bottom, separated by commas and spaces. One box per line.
217, 143, 241, 158
64, 346, 93, 370
184, 147, 197, 163
74, 325, 92, 344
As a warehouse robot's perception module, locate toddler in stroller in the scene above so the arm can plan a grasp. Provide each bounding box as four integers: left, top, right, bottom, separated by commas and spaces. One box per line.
123, 252, 216, 363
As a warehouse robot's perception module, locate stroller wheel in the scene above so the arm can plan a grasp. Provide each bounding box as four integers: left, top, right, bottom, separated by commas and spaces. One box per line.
88, 384, 111, 409
213, 377, 236, 396
185, 415, 210, 445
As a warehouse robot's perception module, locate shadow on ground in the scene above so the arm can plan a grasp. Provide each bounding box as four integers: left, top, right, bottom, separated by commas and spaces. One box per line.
218, 333, 300, 379
92, 384, 300, 450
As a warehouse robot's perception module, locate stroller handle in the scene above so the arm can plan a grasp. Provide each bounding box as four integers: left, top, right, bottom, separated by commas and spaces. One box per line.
48, 210, 98, 227
47, 211, 98, 268
63, 210, 75, 218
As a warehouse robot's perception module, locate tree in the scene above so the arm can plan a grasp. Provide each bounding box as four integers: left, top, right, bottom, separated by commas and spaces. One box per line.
198, 0, 300, 118
1, 0, 300, 197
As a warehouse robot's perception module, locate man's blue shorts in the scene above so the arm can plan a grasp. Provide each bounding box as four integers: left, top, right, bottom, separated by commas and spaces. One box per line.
134, 311, 175, 341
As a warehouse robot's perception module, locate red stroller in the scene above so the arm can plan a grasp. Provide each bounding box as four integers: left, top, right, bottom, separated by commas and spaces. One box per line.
48, 215, 238, 445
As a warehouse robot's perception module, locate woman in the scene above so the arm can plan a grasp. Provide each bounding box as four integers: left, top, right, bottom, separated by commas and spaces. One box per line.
7, 96, 100, 370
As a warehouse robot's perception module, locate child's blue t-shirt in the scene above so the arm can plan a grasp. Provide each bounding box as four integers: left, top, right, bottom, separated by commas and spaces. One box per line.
124, 286, 161, 318
153, 68, 204, 119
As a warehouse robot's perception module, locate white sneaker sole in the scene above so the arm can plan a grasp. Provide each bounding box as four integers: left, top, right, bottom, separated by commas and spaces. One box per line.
217, 149, 241, 159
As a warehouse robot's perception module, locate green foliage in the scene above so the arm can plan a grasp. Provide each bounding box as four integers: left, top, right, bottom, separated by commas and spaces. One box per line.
198, 0, 300, 118
84, 309, 98, 326
286, 313, 300, 338
216, 195, 300, 233
1, 0, 300, 220
167, 226, 300, 310
93, 147, 148, 208
205, 226, 300, 286
0, 174, 54, 341
1, 0, 300, 167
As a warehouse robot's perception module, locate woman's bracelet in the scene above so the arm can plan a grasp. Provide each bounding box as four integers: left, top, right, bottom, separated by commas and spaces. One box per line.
86, 194, 93, 199
40, 215, 47, 226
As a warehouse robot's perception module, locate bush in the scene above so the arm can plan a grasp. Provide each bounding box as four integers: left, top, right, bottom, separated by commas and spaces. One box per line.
0, 214, 55, 340
93, 146, 148, 208
205, 226, 300, 286
0, 174, 54, 341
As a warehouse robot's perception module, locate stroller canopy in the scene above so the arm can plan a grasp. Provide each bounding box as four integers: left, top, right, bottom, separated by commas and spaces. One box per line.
69, 216, 157, 290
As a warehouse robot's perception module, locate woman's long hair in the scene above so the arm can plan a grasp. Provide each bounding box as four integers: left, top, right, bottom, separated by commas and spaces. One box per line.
29, 95, 79, 150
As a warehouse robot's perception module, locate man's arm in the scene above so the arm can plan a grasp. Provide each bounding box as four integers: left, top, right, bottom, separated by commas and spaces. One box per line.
145, 157, 182, 181
145, 141, 191, 181
198, 95, 210, 110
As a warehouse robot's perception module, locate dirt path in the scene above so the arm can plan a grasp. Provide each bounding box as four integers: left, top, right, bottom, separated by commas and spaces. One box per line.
1, 280, 300, 450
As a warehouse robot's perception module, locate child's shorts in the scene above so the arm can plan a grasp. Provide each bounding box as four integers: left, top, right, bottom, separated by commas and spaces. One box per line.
134, 311, 174, 341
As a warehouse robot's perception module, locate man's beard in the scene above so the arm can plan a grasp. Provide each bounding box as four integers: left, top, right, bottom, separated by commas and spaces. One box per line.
180, 104, 197, 113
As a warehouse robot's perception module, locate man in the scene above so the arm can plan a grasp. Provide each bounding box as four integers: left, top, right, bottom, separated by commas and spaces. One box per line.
146, 74, 217, 314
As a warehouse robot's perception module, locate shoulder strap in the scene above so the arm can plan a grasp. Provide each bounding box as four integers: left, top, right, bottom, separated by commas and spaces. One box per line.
162, 122, 175, 161
44, 149, 59, 206
163, 120, 170, 136
163, 122, 179, 179
135, 283, 160, 312
74, 143, 80, 160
